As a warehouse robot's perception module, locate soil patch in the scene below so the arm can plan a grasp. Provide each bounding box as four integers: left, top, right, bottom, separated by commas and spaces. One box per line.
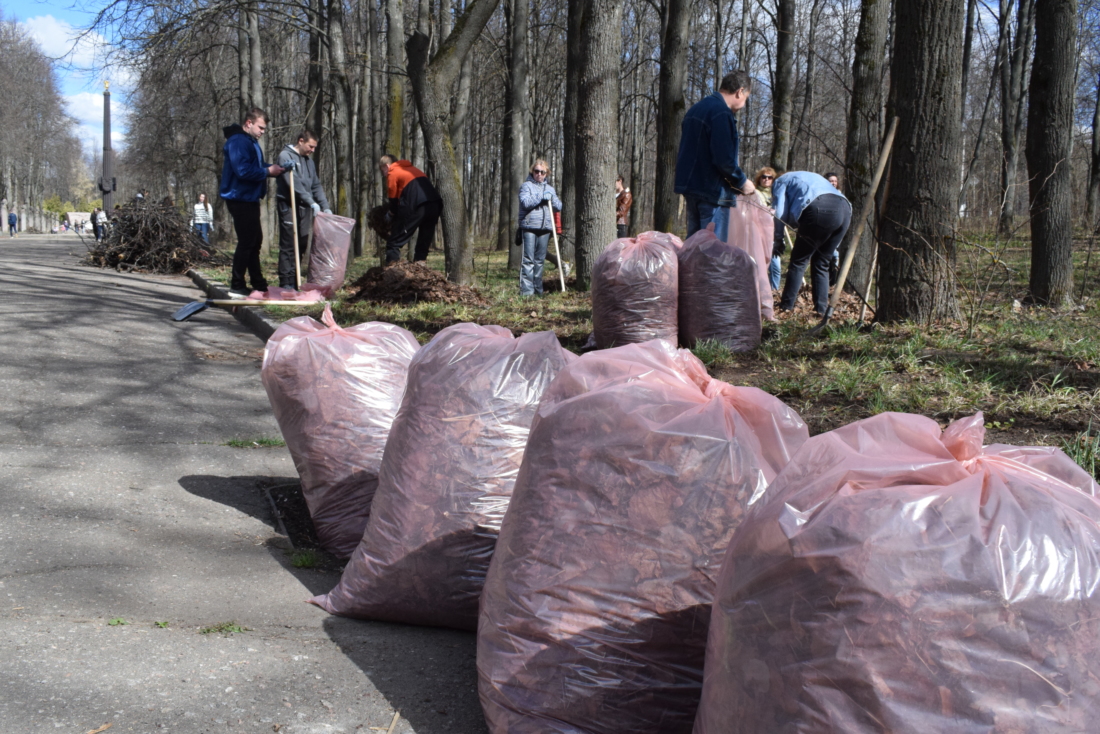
262, 480, 346, 573
347, 261, 487, 306
774, 285, 870, 321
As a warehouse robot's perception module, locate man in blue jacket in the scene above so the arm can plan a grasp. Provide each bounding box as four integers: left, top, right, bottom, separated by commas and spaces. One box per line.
220, 108, 286, 297
674, 70, 755, 238
771, 171, 852, 314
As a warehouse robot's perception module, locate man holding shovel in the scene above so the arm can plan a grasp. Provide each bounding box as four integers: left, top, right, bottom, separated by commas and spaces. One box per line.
276, 129, 331, 289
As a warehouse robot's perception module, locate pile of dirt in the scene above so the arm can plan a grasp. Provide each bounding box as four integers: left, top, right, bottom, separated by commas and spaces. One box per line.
84, 200, 225, 274
347, 261, 487, 306
774, 284, 870, 321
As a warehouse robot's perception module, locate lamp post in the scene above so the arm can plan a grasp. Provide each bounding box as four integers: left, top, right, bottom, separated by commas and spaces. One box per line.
100, 81, 114, 211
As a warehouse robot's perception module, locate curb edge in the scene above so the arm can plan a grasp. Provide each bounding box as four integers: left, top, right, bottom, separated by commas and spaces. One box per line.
186, 268, 279, 342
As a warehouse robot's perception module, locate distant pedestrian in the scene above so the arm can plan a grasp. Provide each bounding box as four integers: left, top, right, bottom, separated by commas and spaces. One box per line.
517, 159, 562, 296
674, 69, 755, 239
824, 172, 839, 189
772, 171, 852, 315
192, 193, 213, 244
615, 175, 632, 239
276, 129, 331, 288
379, 154, 443, 264
753, 167, 785, 291
97, 207, 109, 239
8, 210, 16, 237
92, 207, 102, 241
219, 107, 286, 297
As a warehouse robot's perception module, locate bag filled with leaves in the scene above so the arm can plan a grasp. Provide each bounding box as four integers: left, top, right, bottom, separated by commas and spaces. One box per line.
311, 323, 576, 630
261, 304, 419, 559
305, 212, 357, 297
695, 411, 1100, 734
725, 195, 775, 322
678, 224, 761, 351
478, 339, 809, 734
591, 231, 682, 349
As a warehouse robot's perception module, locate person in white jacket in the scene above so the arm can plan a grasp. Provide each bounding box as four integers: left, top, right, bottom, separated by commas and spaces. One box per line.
191, 193, 213, 243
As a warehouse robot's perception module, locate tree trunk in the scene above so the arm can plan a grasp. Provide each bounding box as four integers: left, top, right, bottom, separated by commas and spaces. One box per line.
960, 0, 978, 123
1026, 0, 1076, 306
386, 0, 407, 156
769, 0, 795, 171
791, 0, 823, 169
558, 0, 583, 264
653, 0, 691, 233
1087, 73, 1100, 228
237, 13, 250, 119
328, 0, 353, 217
841, 0, 889, 297
877, 0, 964, 323
997, 0, 1035, 237
573, 0, 623, 289
307, 0, 325, 143
246, 8, 271, 255
505, 0, 529, 268
405, 0, 501, 285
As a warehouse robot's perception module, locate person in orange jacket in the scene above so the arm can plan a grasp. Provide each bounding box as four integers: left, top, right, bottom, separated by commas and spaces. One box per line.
378, 154, 444, 263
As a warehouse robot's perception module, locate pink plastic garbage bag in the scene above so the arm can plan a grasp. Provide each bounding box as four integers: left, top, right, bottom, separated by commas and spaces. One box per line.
678, 224, 761, 351
311, 324, 575, 631
477, 339, 808, 734
261, 304, 419, 559
306, 212, 356, 297
591, 231, 682, 348
695, 411, 1100, 734
725, 195, 775, 322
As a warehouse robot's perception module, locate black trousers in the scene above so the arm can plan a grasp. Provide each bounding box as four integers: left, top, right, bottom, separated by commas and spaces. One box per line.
386, 200, 443, 263
226, 199, 268, 292
277, 199, 312, 287
616, 223, 628, 239
779, 194, 851, 313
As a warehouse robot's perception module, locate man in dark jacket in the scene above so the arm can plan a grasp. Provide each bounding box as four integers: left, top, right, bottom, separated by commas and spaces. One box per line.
379, 154, 443, 263
219, 108, 286, 297
275, 129, 331, 288
674, 70, 755, 238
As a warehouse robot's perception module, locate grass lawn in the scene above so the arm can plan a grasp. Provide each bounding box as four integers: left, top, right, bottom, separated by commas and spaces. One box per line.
199, 232, 1100, 468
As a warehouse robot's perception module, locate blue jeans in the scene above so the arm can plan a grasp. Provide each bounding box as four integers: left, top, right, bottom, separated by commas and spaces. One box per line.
194, 223, 210, 243
768, 255, 782, 291
684, 195, 729, 240
520, 229, 550, 295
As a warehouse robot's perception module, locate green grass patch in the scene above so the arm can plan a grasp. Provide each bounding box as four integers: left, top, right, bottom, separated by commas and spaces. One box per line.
200, 621, 250, 636
1063, 424, 1100, 481
107, 617, 128, 626
224, 437, 286, 448
289, 549, 322, 569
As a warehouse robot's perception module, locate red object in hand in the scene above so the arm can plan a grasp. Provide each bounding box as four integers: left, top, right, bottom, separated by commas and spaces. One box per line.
554, 211, 563, 235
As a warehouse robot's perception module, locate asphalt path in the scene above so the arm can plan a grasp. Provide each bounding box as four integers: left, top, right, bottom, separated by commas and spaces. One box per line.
0, 235, 485, 733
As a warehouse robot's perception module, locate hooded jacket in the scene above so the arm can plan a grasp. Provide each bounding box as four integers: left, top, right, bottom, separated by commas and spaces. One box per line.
517, 174, 562, 231
673, 92, 747, 205
275, 144, 330, 210
219, 124, 271, 203
384, 160, 442, 219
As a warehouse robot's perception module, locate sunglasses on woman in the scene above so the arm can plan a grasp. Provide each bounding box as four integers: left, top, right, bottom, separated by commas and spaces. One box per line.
533, 169, 547, 175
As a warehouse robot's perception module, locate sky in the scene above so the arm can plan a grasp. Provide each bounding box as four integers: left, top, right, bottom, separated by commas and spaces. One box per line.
4, 0, 129, 155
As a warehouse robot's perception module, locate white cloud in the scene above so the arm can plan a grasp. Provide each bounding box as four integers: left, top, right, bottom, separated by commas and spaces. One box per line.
21, 15, 135, 91
66, 93, 128, 153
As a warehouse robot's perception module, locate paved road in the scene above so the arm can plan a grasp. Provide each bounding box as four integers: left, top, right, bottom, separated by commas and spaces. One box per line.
0, 236, 485, 733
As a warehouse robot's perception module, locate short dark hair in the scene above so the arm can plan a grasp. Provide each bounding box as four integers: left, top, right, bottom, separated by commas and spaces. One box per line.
719, 70, 752, 95
297, 128, 318, 143
616, 174, 624, 183
824, 172, 838, 179
243, 107, 268, 124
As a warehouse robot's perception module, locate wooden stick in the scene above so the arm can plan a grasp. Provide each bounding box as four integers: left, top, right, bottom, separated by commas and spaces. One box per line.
386, 711, 400, 734
547, 202, 566, 292
210, 299, 322, 307
288, 167, 302, 289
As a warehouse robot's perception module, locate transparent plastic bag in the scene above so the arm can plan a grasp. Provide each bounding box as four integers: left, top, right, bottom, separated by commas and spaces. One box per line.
678, 224, 761, 351
478, 339, 808, 734
306, 212, 356, 297
591, 231, 682, 348
725, 195, 775, 322
695, 411, 1100, 734
311, 323, 575, 630
261, 304, 419, 559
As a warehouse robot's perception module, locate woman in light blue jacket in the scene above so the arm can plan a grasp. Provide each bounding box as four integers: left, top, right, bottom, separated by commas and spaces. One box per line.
517, 159, 562, 296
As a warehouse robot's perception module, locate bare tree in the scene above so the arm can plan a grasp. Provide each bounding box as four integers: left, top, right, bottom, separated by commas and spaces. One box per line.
997, 0, 1035, 236
769, 0, 795, 171
653, 0, 691, 233
1026, 0, 1077, 305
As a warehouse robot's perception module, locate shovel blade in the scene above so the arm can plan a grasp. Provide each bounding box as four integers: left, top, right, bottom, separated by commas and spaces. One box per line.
172, 300, 211, 321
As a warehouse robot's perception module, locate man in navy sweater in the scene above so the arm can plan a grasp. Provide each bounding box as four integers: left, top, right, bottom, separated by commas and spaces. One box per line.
674, 70, 756, 239
220, 108, 286, 297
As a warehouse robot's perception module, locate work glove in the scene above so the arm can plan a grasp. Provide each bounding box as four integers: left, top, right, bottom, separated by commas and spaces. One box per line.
310, 202, 321, 215
542, 192, 553, 202
323, 208, 332, 215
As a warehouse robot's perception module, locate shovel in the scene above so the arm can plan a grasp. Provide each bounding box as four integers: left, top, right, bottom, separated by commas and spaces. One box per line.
172, 298, 317, 322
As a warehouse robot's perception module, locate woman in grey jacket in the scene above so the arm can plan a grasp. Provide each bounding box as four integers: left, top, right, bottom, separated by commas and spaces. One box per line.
517, 159, 562, 296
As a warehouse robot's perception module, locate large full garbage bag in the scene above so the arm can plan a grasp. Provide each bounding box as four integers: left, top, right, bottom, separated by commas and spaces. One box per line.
305, 212, 356, 297
591, 232, 681, 349
678, 224, 761, 351
261, 304, 419, 559
725, 195, 775, 321
695, 411, 1100, 734
478, 339, 809, 734
311, 323, 575, 630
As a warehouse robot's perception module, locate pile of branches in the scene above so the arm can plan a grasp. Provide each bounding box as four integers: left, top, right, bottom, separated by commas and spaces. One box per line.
348, 261, 487, 306
84, 200, 226, 274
